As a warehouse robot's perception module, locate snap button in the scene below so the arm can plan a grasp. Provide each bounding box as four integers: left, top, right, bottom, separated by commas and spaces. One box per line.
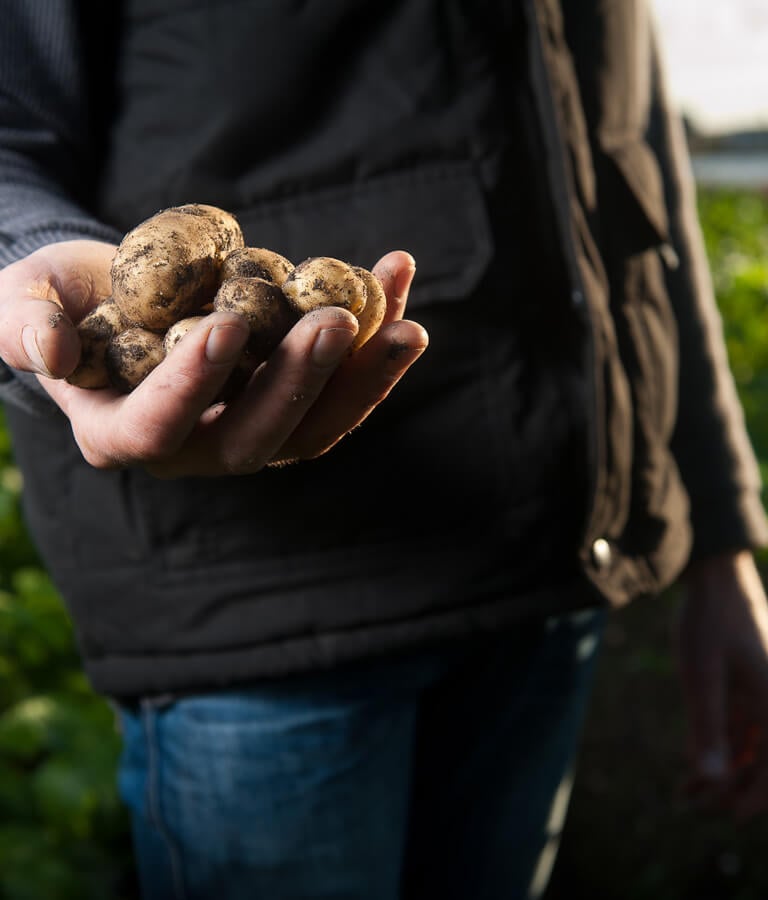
591, 538, 612, 571
571, 288, 585, 307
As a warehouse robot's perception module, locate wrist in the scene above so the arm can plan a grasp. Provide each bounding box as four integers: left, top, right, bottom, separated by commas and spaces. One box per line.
683, 548, 752, 590
682, 552, 767, 621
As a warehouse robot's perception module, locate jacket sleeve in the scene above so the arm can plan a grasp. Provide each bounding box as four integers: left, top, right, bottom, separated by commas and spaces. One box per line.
0, 2, 122, 412
646, 21, 768, 559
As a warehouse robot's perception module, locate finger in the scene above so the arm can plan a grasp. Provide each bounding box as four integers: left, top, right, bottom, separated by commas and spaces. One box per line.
147, 306, 359, 477
44, 311, 250, 468
729, 757, 768, 821
371, 250, 416, 326
682, 772, 729, 816
678, 628, 730, 784
273, 250, 428, 462
0, 241, 116, 377
274, 317, 428, 462
722, 694, 768, 820
0, 265, 80, 378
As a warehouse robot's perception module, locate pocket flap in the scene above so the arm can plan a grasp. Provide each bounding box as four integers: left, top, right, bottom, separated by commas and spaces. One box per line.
600, 138, 670, 251
235, 162, 494, 307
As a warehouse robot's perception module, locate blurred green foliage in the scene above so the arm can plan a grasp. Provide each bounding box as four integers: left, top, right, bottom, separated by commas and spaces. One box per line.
0, 187, 765, 899
0, 416, 134, 899
698, 189, 768, 484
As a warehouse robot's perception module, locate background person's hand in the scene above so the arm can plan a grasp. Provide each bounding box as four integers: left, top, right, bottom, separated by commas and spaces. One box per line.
677, 549, 768, 820
0, 240, 428, 477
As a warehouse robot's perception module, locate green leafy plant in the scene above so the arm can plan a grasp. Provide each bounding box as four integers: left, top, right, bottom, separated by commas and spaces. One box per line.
698, 189, 768, 487
0, 412, 135, 899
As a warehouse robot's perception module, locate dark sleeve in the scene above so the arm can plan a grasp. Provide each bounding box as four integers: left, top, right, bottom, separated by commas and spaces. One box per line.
646, 22, 768, 559
0, 1, 123, 412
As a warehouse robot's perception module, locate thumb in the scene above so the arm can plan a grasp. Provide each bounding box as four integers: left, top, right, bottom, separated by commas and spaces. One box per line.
0, 241, 116, 379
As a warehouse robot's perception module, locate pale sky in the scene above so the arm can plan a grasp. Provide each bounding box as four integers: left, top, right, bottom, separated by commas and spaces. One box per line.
650, 0, 768, 133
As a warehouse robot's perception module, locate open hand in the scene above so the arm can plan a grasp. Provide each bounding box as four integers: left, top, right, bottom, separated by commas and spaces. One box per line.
0, 240, 428, 477
678, 549, 768, 820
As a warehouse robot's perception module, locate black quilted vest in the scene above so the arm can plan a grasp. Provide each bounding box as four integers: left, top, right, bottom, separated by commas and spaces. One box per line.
6, 0, 590, 697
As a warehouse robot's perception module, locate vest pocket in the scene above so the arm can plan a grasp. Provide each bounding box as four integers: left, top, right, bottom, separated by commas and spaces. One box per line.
234, 162, 494, 309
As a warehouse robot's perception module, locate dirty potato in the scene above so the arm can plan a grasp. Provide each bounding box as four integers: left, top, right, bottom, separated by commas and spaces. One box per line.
66, 297, 127, 388
221, 247, 294, 285
349, 267, 387, 352
111, 204, 245, 332
281, 256, 367, 317
213, 276, 299, 364
105, 327, 166, 393
163, 316, 206, 354
174, 204, 245, 259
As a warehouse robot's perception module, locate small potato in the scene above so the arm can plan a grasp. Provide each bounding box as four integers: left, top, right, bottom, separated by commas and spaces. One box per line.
221, 247, 294, 285
213, 277, 298, 364
67, 297, 126, 388
105, 327, 166, 393
111, 210, 222, 332
174, 204, 245, 259
163, 316, 206, 354
349, 267, 387, 352
282, 257, 367, 316
111, 202, 246, 333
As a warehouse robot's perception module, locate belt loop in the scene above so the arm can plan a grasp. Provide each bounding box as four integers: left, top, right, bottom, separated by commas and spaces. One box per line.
141, 692, 177, 711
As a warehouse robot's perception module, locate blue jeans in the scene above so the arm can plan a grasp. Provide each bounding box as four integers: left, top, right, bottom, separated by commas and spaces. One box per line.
117, 609, 604, 900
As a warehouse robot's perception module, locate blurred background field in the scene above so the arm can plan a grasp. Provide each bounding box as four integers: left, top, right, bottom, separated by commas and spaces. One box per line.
0, 186, 766, 899
0, 438, 135, 896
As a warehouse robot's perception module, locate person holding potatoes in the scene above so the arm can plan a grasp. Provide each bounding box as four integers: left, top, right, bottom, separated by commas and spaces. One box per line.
0, 2, 768, 899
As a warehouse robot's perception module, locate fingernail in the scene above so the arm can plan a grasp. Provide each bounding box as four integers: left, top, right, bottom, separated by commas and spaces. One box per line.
205, 324, 249, 364
312, 327, 355, 367
21, 325, 52, 376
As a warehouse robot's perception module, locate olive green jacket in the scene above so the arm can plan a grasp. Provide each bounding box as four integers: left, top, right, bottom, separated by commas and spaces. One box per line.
534, 0, 768, 604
